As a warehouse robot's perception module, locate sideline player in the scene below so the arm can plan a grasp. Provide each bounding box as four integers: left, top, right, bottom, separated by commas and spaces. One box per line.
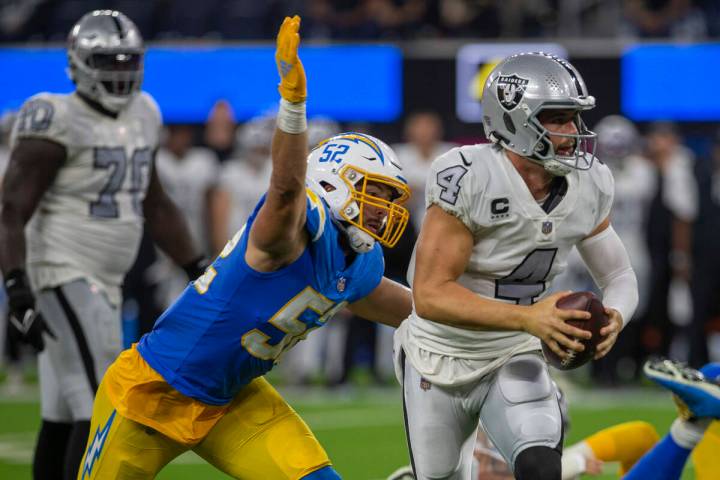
395, 52, 639, 480
78, 16, 413, 479
0, 10, 205, 480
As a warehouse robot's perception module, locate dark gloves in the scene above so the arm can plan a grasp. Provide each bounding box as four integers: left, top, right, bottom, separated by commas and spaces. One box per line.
5, 269, 55, 353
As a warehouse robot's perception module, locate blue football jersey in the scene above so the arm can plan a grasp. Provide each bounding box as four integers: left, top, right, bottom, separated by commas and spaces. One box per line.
137, 189, 384, 405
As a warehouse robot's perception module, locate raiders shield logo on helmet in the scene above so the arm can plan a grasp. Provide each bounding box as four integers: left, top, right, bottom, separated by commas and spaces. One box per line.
497, 74, 529, 111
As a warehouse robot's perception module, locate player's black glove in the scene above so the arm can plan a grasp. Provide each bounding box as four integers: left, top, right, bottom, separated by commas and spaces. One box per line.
5, 269, 56, 353
181, 256, 209, 280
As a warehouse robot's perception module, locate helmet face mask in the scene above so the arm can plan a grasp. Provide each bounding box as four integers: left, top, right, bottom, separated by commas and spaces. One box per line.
67, 10, 145, 113
525, 105, 597, 176
336, 164, 410, 249
307, 133, 411, 253
482, 52, 597, 176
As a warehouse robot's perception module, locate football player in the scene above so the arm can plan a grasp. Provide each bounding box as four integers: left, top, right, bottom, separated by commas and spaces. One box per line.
77, 16, 413, 479
627, 359, 720, 480
389, 359, 720, 480
394, 52, 639, 479
0, 10, 205, 480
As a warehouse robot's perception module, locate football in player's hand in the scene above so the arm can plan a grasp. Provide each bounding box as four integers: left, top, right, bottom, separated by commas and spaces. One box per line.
542, 291, 609, 371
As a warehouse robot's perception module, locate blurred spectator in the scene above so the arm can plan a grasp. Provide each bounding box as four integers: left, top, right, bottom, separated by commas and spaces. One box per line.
371, 0, 433, 38
642, 122, 698, 360
307, 0, 431, 39
497, 0, 557, 37
698, 0, 720, 37
595, 116, 655, 318
589, 116, 656, 383
155, 0, 222, 39
153, 124, 224, 307
688, 130, 720, 367
307, 0, 381, 38
112, 1, 159, 37
46, 0, 106, 41
623, 0, 708, 39
214, 0, 283, 39
220, 114, 275, 237
0, 0, 48, 41
439, 0, 501, 37
556, 0, 626, 37
307, 116, 341, 149
157, 125, 225, 254
204, 99, 238, 162
393, 110, 457, 232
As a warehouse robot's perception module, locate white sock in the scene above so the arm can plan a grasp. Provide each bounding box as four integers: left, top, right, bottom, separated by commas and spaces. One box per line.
669, 417, 710, 449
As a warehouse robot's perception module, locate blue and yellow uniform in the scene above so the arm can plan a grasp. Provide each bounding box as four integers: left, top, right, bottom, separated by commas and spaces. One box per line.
79, 190, 385, 479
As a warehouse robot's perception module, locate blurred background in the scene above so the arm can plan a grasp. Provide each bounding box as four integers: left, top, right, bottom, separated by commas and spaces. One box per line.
1, 1, 719, 479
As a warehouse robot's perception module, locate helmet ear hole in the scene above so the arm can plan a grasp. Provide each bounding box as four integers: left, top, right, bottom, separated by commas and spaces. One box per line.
319, 181, 336, 192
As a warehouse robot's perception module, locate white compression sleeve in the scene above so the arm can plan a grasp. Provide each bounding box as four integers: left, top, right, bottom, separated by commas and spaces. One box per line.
576, 225, 639, 328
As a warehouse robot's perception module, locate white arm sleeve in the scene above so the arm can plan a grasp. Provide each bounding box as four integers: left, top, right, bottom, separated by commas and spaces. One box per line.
576, 225, 638, 328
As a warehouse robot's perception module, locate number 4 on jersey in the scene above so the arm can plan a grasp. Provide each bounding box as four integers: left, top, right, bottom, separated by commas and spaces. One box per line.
436, 165, 467, 205
495, 249, 557, 305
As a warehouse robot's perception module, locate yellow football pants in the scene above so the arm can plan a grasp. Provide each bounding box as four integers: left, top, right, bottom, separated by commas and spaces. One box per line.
78, 376, 331, 479
693, 420, 720, 480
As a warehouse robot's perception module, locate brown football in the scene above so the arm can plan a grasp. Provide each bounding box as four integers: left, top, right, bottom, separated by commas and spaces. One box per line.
541, 291, 610, 371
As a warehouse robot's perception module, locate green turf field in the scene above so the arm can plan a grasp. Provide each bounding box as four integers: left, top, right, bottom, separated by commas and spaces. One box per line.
0, 384, 694, 479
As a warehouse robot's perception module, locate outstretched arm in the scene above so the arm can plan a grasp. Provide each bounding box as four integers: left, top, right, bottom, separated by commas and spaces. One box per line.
247, 15, 309, 271
348, 277, 412, 328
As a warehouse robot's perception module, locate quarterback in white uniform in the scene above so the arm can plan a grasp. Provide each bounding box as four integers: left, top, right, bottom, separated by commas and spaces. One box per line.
0, 10, 203, 479
395, 53, 639, 480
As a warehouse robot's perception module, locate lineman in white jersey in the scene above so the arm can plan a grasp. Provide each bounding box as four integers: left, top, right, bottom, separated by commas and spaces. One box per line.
0, 10, 204, 479
395, 52, 639, 480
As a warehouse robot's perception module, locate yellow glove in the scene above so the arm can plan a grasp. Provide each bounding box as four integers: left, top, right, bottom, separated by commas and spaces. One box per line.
275, 15, 306, 103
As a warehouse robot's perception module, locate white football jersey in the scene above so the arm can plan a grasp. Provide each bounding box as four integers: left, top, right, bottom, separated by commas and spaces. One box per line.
397, 144, 614, 386
11, 92, 162, 305
154, 146, 220, 307
220, 157, 271, 237
156, 147, 219, 254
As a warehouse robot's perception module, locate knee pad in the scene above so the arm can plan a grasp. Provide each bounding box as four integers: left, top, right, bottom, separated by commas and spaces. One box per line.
302, 465, 342, 480
514, 446, 561, 480
485, 354, 562, 464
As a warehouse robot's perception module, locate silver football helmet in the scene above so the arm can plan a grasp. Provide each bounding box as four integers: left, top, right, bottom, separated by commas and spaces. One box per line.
67, 10, 144, 113
307, 133, 410, 253
482, 52, 597, 176
594, 115, 639, 165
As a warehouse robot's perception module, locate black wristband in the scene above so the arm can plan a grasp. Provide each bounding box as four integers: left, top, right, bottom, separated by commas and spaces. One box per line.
182, 257, 209, 280
4, 268, 31, 292
4, 268, 34, 310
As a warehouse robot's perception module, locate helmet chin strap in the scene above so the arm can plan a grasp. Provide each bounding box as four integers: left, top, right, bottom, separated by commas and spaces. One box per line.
540, 158, 572, 177
345, 225, 375, 253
